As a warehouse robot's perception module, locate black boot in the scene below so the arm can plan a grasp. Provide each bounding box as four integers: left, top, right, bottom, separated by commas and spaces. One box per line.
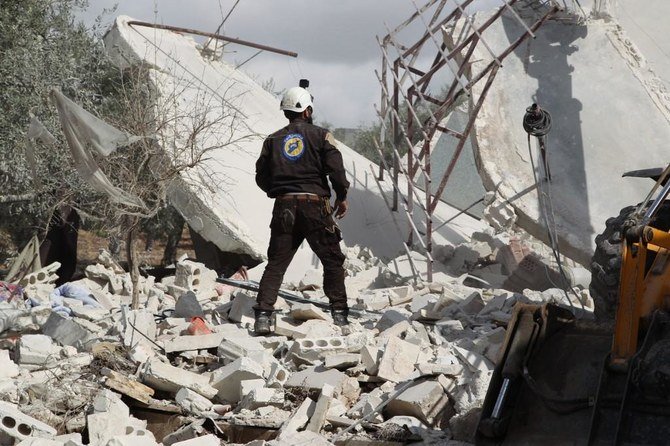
331, 308, 349, 326
254, 309, 274, 335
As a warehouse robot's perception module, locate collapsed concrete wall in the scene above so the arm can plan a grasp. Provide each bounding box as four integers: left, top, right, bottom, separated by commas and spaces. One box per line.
103, 16, 485, 281
465, 4, 670, 266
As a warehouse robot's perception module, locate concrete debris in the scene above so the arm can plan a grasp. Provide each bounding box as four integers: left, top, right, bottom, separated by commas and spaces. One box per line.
0, 220, 592, 445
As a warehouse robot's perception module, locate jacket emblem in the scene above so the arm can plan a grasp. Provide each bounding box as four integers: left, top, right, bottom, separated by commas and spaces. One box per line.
282, 133, 305, 162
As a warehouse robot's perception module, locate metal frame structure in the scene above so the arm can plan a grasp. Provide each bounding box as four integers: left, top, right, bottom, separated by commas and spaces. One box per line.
374, 0, 563, 281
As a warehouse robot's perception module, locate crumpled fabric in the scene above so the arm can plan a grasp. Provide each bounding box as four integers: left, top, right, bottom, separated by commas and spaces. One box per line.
0, 282, 23, 303
51, 89, 146, 209
27, 283, 101, 316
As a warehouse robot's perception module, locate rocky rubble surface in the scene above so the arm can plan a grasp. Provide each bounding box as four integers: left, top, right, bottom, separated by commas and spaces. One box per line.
0, 228, 593, 446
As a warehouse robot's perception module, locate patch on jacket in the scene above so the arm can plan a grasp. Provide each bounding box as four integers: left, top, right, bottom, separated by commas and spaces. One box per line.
282, 133, 305, 162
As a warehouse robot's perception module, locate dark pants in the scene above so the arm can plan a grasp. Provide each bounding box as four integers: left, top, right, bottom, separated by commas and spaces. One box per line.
255, 197, 348, 311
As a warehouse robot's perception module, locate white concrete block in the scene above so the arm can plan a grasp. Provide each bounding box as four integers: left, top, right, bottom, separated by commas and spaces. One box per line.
162, 332, 226, 353
0, 401, 56, 443
374, 308, 411, 332
305, 384, 334, 433
377, 337, 420, 383
217, 336, 266, 364
17, 334, 60, 367
239, 388, 284, 410
290, 303, 331, 321
386, 380, 449, 426
176, 388, 213, 415
209, 357, 264, 402
0, 349, 19, 378
240, 379, 266, 399
141, 358, 217, 399
361, 345, 382, 376
299, 269, 322, 289
289, 336, 349, 363
279, 397, 315, 434
285, 366, 360, 406
325, 353, 360, 370
228, 292, 255, 326
123, 310, 156, 350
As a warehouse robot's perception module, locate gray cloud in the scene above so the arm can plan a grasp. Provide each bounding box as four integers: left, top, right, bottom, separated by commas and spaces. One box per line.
81, 1, 500, 127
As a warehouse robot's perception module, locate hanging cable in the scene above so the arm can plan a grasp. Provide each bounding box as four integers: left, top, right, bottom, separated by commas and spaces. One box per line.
523, 103, 586, 315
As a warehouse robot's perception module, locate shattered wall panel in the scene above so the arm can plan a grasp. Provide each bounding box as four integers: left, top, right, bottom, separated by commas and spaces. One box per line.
470, 7, 670, 265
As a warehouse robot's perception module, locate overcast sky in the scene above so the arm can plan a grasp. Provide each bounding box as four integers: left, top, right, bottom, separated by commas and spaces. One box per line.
79, 1, 426, 128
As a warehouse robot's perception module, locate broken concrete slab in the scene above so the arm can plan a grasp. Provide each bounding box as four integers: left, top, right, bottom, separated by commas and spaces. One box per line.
305, 384, 334, 433
238, 387, 284, 411
16, 334, 61, 368
174, 291, 205, 319
377, 337, 421, 383
279, 397, 316, 435
176, 387, 214, 415
217, 336, 266, 364
386, 379, 449, 426
40, 312, 97, 349
285, 365, 360, 406
141, 358, 217, 399
162, 332, 226, 353
290, 303, 331, 322
209, 357, 264, 402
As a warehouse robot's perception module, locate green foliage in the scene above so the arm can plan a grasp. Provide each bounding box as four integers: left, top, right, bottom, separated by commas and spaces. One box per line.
350, 97, 438, 167
0, 0, 118, 250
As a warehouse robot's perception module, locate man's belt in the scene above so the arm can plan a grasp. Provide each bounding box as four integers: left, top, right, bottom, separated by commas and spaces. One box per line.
277, 194, 323, 202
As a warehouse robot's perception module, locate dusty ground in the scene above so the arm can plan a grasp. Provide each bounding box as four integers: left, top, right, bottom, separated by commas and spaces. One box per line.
77, 228, 196, 267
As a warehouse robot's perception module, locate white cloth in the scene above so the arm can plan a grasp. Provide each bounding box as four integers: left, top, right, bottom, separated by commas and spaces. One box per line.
51, 89, 146, 209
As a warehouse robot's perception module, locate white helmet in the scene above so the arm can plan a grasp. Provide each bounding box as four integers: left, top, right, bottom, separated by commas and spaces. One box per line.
280, 87, 313, 112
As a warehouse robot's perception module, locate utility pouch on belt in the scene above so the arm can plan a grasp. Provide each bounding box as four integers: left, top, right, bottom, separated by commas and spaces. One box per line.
281, 208, 295, 232
323, 199, 332, 216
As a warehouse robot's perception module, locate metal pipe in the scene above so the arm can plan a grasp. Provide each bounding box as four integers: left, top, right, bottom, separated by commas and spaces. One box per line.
644, 179, 670, 222
492, 378, 511, 419
127, 21, 298, 58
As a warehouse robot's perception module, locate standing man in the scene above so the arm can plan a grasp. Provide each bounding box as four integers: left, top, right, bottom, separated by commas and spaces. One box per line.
254, 82, 350, 335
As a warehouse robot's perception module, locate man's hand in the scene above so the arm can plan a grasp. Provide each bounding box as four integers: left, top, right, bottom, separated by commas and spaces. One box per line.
333, 199, 348, 219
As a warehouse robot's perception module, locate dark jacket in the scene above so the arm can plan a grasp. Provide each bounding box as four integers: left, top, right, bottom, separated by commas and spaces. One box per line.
255, 118, 350, 201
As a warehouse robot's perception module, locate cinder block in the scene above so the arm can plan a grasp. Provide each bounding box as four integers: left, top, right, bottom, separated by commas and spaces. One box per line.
0, 401, 56, 443
288, 336, 349, 363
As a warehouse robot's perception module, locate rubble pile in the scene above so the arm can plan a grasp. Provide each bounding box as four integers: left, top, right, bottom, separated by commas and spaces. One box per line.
0, 228, 593, 446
